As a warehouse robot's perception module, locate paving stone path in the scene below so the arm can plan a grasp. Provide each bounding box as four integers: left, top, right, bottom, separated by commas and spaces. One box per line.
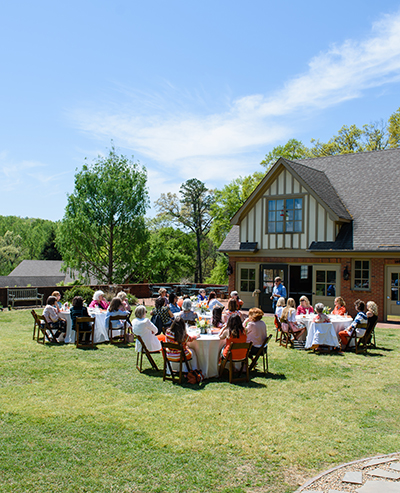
295, 453, 400, 492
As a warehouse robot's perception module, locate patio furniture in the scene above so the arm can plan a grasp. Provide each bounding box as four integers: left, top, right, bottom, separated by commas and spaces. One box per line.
76, 316, 95, 348
7, 288, 44, 308
219, 342, 252, 383
136, 334, 160, 373
249, 334, 272, 373
161, 341, 192, 384
108, 315, 128, 344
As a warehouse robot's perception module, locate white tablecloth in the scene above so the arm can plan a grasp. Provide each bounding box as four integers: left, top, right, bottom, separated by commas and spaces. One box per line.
187, 332, 225, 378
296, 315, 352, 336
305, 322, 340, 349
60, 310, 111, 344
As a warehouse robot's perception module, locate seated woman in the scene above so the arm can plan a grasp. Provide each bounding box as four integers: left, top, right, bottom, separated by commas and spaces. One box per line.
43, 295, 67, 340
89, 290, 109, 310
296, 296, 314, 315
178, 299, 199, 324
117, 291, 131, 312
244, 307, 267, 356
212, 306, 224, 329
105, 297, 131, 338
165, 316, 198, 369
275, 297, 286, 325
338, 299, 368, 350
280, 298, 306, 340
366, 301, 378, 320
313, 303, 331, 323
208, 291, 224, 311
51, 291, 62, 311
168, 293, 181, 314
158, 288, 169, 304
70, 296, 91, 343
230, 290, 243, 309
152, 296, 174, 329
197, 289, 208, 302
223, 298, 244, 324
219, 314, 248, 361
332, 296, 347, 316
132, 305, 162, 352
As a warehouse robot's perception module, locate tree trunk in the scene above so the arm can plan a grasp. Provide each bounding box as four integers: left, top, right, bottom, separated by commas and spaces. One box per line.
108, 225, 114, 283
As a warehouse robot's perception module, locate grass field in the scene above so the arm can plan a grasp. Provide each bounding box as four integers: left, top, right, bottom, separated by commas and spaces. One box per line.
1, 309, 400, 493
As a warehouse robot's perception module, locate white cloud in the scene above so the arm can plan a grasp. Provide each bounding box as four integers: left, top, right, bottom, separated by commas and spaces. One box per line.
70, 10, 400, 177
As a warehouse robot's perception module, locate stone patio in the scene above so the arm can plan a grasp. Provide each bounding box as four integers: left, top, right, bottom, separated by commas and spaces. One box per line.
295, 453, 400, 492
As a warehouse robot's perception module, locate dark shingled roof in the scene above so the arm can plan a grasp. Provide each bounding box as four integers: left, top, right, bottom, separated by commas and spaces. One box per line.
219, 225, 240, 251
283, 159, 352, 220
220, 148, 400, 253
0, 276, 65, 288
295, 148, 400, 251
309, 222, 353, 251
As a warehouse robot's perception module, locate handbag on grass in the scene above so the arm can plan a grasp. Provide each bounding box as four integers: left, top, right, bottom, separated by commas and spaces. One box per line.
125, 328, 135, 344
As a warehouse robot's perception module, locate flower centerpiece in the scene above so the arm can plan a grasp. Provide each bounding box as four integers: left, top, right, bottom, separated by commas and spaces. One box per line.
190, 295, 198, 303
198, 302, 209, 314
196, 317, 210, 334
323, 306, 331, 315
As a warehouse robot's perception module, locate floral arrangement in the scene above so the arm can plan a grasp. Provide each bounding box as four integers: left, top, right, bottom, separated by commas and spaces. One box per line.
190, 295, 198, 302
196, 318, 210, 333
198, 302, 209, 314
323, 306, 331, 315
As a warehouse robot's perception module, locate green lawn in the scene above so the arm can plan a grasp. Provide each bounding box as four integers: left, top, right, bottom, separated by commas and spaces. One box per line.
1, 309, 400, 493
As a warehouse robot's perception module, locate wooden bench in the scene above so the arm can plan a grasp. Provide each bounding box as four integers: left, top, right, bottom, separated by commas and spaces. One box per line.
7, 288, 44, 308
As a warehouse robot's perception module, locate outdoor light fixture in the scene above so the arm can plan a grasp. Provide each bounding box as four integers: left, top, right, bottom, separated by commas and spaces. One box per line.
343, 266, 350, 281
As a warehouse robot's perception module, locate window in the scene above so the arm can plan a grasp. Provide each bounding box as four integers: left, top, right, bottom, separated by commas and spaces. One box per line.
353, 260, 370, 290
268, 197, 303, 233
240, 268, 256, 292
300, 265, 308, 279
315, 269, 336, 297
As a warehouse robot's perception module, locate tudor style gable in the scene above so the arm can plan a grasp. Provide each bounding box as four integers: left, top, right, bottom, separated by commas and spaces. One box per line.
222, 158, 351, 253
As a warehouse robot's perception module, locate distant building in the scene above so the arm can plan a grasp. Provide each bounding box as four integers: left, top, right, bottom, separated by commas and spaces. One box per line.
0, 260, 97, 288
219, 149, 400, 321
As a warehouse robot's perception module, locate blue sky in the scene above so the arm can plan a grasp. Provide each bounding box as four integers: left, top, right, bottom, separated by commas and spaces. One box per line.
1, 0, 400, 221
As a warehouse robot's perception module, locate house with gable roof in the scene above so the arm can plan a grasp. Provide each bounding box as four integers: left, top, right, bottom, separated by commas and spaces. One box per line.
219, 148, 400, 321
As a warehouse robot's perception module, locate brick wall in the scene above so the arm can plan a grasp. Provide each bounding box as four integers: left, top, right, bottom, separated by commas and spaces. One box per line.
228, 255, 392, 322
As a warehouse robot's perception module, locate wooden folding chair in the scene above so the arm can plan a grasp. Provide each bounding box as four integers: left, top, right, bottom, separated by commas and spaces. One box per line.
352, 317, 378, 354
108, 315, 128, 344
76, 316, 95, 348
279, 322, 292, 348
249, 334, 272, 373
161, 341, 192, 384
219, 342, 252, 383
37, 316, 60, 344
136, 335, 160, 372
31, 309, 43, 341
345, 322, 368, 353
274, 315, 282, 342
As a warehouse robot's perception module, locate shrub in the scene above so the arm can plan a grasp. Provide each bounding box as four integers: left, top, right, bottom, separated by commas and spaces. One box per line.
63, 285, 95, 304
126, 293, 137, 305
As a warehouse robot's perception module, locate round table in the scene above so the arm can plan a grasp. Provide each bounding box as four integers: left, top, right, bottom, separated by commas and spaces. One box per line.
296, 314, 353, 336
60, 310, 110, 344
187, 329, 225, 379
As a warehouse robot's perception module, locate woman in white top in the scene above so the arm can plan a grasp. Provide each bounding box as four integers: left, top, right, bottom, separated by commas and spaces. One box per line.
132, 305, 162, 353
280, 298, 306, 339
275, 297, 286, 321
208, 291, 224, 311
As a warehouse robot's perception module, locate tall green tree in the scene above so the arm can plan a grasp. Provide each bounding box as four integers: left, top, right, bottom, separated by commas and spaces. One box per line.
57, 145, 149, 284
209, 172, 264, 248
155, 179, 213, 283
388, 107, 400, 148
260, 139, 310, 169
0, 231, 24, 275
